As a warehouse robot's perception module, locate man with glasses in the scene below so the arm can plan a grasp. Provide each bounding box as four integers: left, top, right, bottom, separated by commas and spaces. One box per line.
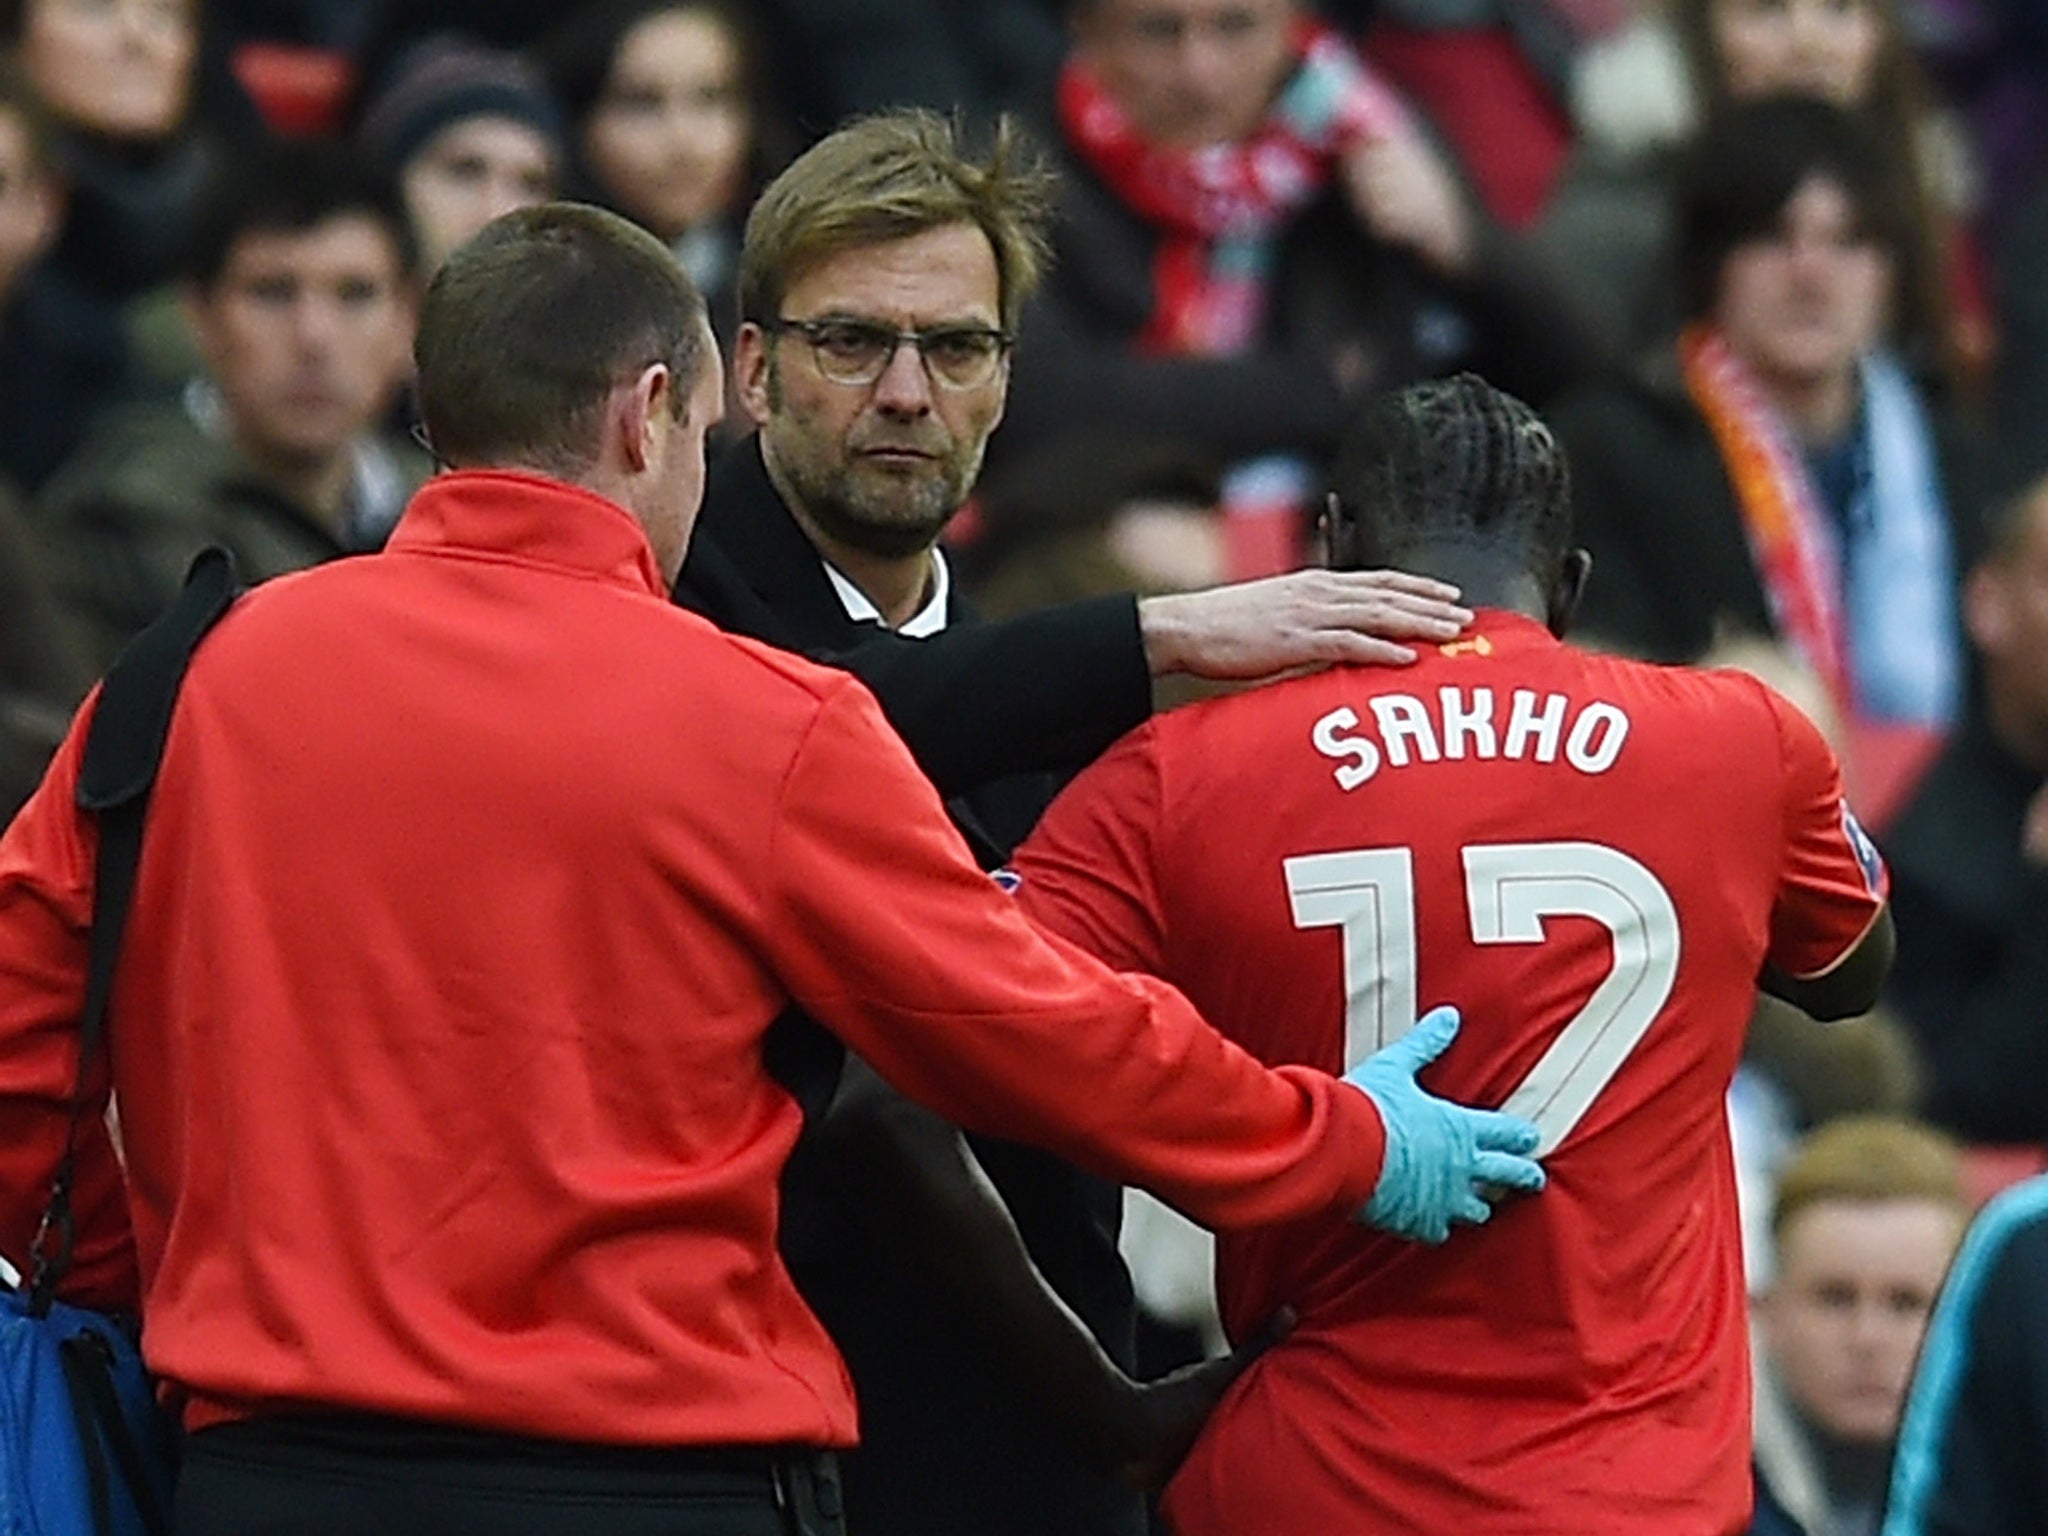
671, 109, 1484, 1536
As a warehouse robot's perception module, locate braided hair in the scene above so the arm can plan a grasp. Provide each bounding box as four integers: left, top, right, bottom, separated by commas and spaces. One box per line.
1328, 374, 1572, 588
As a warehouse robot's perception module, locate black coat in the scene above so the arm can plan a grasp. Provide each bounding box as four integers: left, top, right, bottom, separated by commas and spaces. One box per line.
1548, 356, 1986, 666
1548, 358, 1781, 662
1883, 706, 2048, 1143
0, 490, 92, 818
673, 438, 1150, 1536
997, 134, 1609, 475
677, 439, 1150, 799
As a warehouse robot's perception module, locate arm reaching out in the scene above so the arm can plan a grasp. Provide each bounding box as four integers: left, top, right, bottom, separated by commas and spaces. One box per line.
813, 1057, 1280, 1489
1138, 570, 1470, 680
1343, 1007, 1545, 1245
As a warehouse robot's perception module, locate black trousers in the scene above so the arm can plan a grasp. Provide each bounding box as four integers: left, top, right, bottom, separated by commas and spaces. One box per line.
173, 1416, 845, 1536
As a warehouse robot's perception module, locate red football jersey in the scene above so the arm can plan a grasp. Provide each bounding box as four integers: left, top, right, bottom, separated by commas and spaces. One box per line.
1013, 612, 1888, 1536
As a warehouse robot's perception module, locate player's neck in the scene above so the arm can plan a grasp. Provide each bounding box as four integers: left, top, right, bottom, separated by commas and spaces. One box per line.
1368, 546, 1549, 627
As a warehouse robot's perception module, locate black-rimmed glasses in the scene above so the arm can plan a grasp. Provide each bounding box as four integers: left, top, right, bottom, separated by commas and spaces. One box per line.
764, 317, 1013, 390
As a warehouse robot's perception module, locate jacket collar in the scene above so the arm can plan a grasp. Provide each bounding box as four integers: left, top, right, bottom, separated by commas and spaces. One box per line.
697, 438, 847, 621
385, 470, 669, 598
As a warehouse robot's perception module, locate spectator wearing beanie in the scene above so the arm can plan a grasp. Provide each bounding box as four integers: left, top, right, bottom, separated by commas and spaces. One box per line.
357, 34, 565, 273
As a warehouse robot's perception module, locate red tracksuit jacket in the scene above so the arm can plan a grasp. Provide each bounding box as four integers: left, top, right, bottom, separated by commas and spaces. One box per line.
0, 470, 1387, 1449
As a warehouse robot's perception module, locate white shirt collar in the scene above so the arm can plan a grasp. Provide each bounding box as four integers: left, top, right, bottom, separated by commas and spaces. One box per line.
822, 549, 951, 637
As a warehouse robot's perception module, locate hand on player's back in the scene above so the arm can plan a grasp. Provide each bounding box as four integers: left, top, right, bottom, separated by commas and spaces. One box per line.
1344, 1007, 1545, 1244
1137, 570, 1471, 681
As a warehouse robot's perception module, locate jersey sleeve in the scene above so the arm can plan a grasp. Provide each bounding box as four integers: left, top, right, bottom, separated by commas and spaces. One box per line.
1760, 685, 1890, 980
1006, 723, 1168, 975
0, 695, 140, 1309
762, 678, 1386, 1231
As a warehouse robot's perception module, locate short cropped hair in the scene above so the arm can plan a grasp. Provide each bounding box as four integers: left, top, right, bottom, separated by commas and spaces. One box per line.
183, 136, 419, 291
738, 109, 1053, 333
415, 201, 708, 476
1328, 374, 1573, 587
1674, 94, 1911, 324
1770, 1115, 1967, 1246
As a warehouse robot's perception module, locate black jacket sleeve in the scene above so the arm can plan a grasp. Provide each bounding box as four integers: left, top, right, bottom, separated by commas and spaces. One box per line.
680, 527, 1151, 797
1883, 724, 2048, 1144
1888, 869, 2048, 1144
827, 595, 1152, 793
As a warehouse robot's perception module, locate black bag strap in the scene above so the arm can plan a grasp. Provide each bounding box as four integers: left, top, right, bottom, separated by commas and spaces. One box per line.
59, 1331, 174, 1536
28, 548, 239, 1315
57, 1338, 117, 1535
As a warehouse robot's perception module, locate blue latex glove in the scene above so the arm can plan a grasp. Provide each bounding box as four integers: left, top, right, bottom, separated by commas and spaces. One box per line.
1344, 1006, 1545, 1244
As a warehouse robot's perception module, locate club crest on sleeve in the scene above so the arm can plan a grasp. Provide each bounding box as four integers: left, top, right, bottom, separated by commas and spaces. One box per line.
1842, 805, 1885, 894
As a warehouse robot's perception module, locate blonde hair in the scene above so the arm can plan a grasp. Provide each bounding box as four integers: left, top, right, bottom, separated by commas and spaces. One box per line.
1770, 1115, 1968, 1246
738, 109, 1054, 333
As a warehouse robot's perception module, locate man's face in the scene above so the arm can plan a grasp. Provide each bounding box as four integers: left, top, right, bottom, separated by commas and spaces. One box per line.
402, 115, 558, 273
0, 111, 58, 299
186, 216, 415, 469
583, 7, 750, 242
1714, 173, 1891, 396
1712, 0, 1883, 108
1966, 491, 2048, 760
1075, 0, 1297, 148
736, 221, 1009, 561
1759, 1198, 1964, 1445
23, 0, 196, 142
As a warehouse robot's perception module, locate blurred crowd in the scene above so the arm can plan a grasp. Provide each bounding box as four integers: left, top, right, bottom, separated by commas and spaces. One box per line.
0, 1, 2045, 1531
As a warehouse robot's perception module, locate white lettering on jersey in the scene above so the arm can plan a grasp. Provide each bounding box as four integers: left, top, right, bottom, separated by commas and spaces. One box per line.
1313, 707, 1381, 789
1312, 690, 1633, 790
1564, 702, 1630, 774
1287, 839, 1681, 1156
1503, 690, 1568, 763
1369, 695, 1442, 768
1440, 686, 1499, 760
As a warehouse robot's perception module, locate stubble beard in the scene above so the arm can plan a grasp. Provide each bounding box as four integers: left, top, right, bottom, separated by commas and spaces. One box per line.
797, 447, 983, 560
766, 371, 988, 559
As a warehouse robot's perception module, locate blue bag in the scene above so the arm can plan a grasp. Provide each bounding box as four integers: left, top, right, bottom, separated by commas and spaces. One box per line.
0, 1277, 173, 1536
0, 550, 237, 1536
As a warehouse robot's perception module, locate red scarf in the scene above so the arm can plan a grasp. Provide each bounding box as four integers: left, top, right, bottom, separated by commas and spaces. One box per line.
1680, 324, 1852, 712
1680, 325, 1944, 824
1059, 23, 1409, 355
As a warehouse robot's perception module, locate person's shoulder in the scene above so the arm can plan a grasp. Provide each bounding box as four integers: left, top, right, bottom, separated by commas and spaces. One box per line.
1147, 670, 1333, 746
229, 556, 875, 725
1120, 670, 1374, 794
646, 611, 902, 742
1885, 714, 2028, 873
1935, 1173, 2048, 1318
36, 399, 235, 521
1548, 348, 1694, 436
8, 265, 124, 358
1563, 643, 1807, 747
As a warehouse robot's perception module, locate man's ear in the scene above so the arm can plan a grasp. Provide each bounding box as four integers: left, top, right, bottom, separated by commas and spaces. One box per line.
1321, 492, 1368, 570
734, 321, 773, 426
620, 361, 672, 473
1962, 560, 2009, 657
1549, 548, 1592, 639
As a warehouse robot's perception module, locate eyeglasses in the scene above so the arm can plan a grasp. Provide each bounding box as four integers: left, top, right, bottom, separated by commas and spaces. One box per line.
765, 317, 1013, 391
